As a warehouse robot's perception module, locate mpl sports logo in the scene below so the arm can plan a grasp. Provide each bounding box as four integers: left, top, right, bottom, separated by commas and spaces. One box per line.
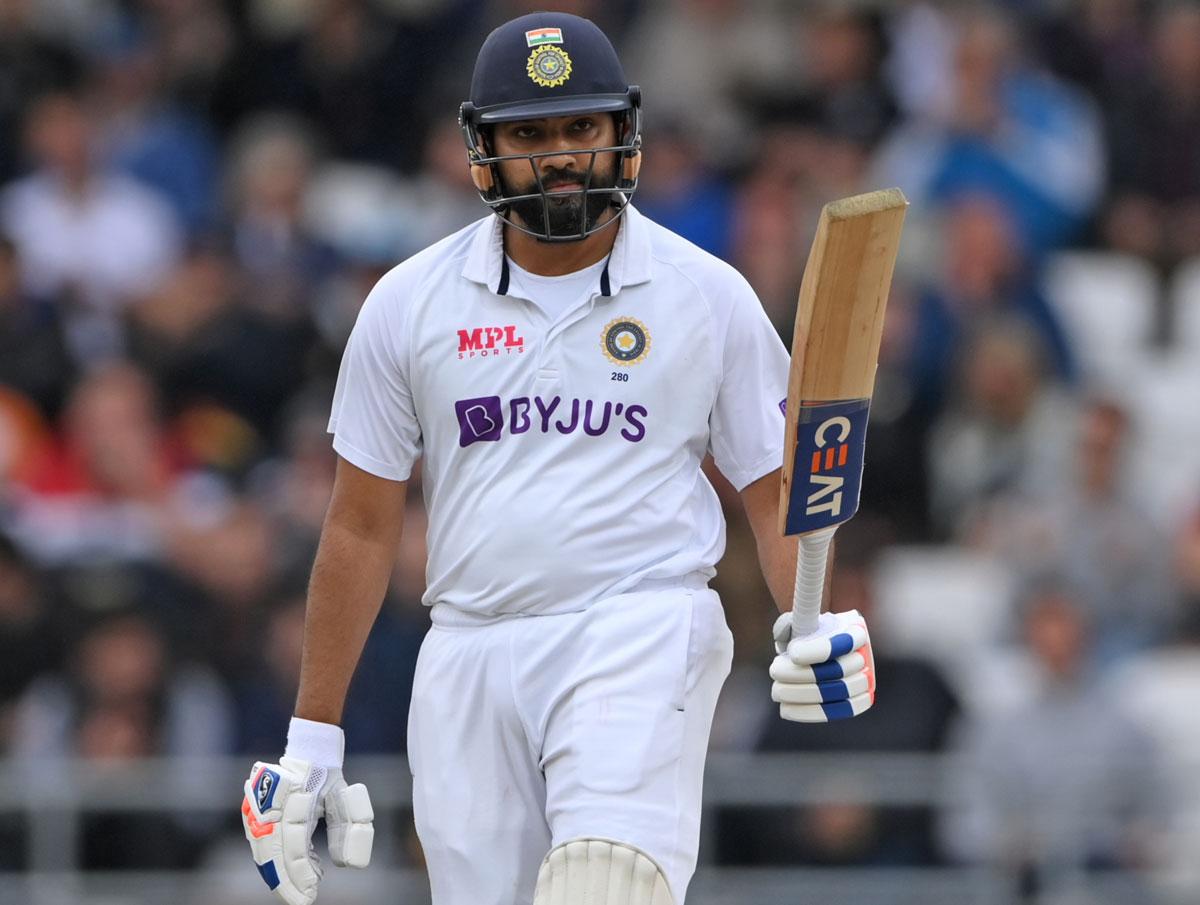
457, 325, 524, 359
784, 399, 870, 535
455, 395, 647, 447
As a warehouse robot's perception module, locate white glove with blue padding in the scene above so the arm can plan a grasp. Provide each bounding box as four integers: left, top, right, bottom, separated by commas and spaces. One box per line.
770, 609, 876, 722
241, 718, 374, 905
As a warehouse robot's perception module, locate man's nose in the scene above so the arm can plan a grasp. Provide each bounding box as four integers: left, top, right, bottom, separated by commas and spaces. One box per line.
538, 137, 588, 173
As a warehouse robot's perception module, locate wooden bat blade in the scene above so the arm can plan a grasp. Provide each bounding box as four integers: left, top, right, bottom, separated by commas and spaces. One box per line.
779, 188, 908, 537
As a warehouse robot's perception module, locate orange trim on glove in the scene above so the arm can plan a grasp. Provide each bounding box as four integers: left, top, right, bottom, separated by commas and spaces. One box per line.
242, 796, 275, 838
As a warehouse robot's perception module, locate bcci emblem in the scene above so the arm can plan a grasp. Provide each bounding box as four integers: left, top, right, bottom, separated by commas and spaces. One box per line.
602, 317, 651, 366
527, 45, 572, 87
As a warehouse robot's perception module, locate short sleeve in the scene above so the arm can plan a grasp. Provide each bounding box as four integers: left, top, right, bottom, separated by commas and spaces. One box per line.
708, 275, 790, 491
327, 280, 422, 481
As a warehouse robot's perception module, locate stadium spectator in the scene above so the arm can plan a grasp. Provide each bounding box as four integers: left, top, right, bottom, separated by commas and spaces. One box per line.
753, 5, 897, 153
0, 533, 61, 750
940, 584, 1164, 895
729, 126, 815, 333
623, 0, 794, 166
907, 192, 1074, 420
0, 0, 84, 184
250, 395, 340, 579
633, 120, 736, 260
303, 115, 487, 267
927, 319, 1075, 539
91, 22, 221, 235
0, 233, 74, 417
1112, 504, 1200, 895
875, 6, 1105, 252
209, 0, 442, 168
225, 112, 341, 324
232, 593, 307, 756
1034, 0, 1147, 111
967, 397, 1174, 659
165, 499, 280, 681
131, 0, 236, 112
10, 362, 183, 565
0, 91, 183, 363
0, 388, 55, 516
10, 606, 234, 867
1102, 3, 1200, 267
126, 243, 309, 439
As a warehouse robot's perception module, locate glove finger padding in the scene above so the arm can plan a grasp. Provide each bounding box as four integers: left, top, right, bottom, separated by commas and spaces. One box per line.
241, 759, 324, 905
786, 619, 869, 666
325, 780, 375, 869
769, 648, 867, 684
772, 669, 871, 705
771, 610, 876, 723
779, 689, 874, 723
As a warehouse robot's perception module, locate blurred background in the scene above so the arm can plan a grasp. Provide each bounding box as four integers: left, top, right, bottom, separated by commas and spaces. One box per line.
0, 0, 1198, 903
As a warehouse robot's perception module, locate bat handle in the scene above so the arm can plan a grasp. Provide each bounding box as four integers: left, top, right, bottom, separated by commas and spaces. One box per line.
791, 527, 837, 638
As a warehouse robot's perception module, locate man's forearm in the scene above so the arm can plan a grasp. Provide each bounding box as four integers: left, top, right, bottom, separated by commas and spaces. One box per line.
739, 468, 834, 616
757, 529, 799, 615
294, 520, 400, 725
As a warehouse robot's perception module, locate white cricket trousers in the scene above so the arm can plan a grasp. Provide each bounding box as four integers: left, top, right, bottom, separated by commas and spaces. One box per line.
407, 580, 734, 905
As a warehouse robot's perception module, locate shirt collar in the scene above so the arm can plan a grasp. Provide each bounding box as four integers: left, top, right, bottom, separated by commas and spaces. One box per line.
460, 203, 654, 298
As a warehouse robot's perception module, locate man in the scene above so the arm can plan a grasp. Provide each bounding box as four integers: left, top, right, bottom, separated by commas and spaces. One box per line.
241, 13, 876, 905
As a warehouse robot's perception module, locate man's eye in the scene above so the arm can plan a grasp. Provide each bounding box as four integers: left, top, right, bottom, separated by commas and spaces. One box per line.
572, 119, 594, 132
514, 127, 537, 139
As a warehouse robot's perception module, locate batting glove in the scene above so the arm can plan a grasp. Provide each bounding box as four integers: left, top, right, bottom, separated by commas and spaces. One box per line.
241, 720, 374, 905
770, 609, 876, 722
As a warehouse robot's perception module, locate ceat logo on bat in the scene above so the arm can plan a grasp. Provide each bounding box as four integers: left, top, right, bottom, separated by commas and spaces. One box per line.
785, 399, 870, 535
807, 415, 853, 517
457, 325, 525, 359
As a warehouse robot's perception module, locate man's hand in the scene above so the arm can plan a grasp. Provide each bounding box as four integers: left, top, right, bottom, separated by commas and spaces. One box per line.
241, 755, 374, 905
770, 609, 876, 722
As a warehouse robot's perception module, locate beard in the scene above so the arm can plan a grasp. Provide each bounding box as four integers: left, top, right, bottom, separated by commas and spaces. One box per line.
500, 159, 618, 241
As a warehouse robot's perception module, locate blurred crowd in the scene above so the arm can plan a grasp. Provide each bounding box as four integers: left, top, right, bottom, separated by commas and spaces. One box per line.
0, 0, 1199, 900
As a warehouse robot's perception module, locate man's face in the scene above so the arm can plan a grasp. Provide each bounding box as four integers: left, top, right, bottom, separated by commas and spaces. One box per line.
491, 113, 620, 240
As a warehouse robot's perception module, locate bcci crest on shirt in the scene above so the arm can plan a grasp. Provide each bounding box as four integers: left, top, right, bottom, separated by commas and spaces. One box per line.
602, 317, 650, 366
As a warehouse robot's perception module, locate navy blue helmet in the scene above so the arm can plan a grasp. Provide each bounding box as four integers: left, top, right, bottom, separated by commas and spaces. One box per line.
459, 12, 642, 242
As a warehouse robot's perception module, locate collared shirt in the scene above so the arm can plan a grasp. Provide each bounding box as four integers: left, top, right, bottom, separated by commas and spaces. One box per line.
329, 205, 789, 619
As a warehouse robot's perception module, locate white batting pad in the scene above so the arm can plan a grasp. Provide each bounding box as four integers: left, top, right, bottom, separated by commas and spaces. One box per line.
533, 838, 675, 905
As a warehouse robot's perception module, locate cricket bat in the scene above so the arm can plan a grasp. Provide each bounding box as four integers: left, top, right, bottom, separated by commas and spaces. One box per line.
780, 188, 908, 638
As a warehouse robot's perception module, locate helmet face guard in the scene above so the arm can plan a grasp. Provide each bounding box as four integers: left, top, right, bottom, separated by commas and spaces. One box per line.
459, 88, 642, 243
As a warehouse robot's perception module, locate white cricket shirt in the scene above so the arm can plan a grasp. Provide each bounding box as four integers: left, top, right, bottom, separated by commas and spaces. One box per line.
329, 205, 789, 621
506, 255, 607, 321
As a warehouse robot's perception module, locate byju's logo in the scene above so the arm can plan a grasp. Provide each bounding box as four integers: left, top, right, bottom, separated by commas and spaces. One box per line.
455, 397, 505, 446
457, 326, 524, 359
455, 395, 647, 448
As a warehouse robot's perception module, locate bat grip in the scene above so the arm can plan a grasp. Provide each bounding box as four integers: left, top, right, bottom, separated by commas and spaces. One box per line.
792, 527, 837, 638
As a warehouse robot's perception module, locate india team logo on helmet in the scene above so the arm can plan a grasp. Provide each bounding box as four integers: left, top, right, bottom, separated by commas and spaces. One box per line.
527, 45, 572, 87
